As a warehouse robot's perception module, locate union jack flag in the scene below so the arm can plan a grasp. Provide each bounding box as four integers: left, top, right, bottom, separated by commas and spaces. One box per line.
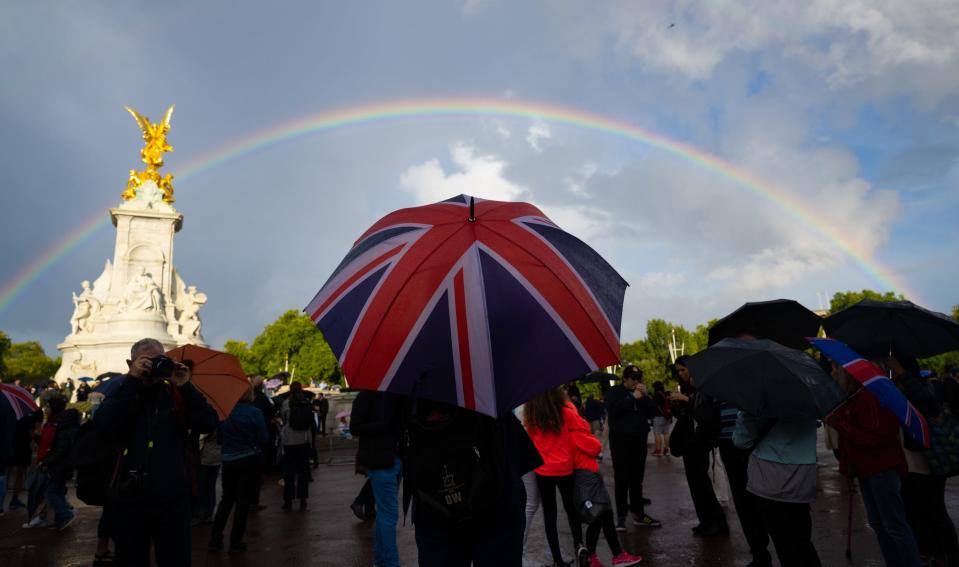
0, 383, 39, 421
305, 195, 628, 416
809, 337, 930, 448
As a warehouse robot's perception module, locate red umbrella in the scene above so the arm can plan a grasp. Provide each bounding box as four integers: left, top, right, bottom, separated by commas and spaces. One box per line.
165, 345, 249, 420
304, 195, 628, 417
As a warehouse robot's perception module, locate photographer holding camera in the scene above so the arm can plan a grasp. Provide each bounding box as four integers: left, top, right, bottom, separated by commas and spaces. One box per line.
95, 338, 218, 566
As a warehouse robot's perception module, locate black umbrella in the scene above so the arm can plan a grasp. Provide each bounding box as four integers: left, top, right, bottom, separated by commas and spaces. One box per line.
579, 372, 619, 384
709, 299, 822, 350
824, 300, 959, 358
687, 338, 845, 421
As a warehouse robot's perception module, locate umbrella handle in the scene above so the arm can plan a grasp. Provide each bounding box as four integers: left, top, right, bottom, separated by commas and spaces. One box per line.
468, 197, 476, 222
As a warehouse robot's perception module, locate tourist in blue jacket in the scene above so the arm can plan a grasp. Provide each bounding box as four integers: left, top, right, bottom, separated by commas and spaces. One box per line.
733, 412, 821, 567
209, 385, 269, 553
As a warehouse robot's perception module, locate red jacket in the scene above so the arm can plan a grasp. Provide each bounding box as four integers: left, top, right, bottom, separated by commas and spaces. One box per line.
37, 415, 59, 463
828, 387, 906, 479
528, 403, 600, 476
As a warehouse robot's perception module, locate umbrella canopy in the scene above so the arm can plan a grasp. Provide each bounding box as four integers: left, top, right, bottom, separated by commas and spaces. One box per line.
824, 300, 959, 358
687, 338, 845, 421
264, 377, 284, 389
166, 345, 250, 420
579, 371, 619, 385
76, 376, 94, 383
305, 194, 628, 417
335, 410, 351, 420
0, 383, 40, 420
92, 373, 125, 397
709, 299, 822, 350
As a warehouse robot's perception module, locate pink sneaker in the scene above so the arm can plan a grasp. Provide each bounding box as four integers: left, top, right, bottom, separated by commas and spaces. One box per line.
611, 551, 643, 566
589, 555, 606, 567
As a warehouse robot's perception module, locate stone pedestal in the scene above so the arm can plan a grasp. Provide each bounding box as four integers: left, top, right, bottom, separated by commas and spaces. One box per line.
55, 181, 207, 381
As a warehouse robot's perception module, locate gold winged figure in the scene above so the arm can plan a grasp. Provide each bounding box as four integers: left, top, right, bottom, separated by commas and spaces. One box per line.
122, 105, 176, 203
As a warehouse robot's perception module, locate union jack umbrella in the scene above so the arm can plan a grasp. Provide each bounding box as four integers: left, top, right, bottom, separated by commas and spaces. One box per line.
0, 383, 40, 421
305, 195, 628, 417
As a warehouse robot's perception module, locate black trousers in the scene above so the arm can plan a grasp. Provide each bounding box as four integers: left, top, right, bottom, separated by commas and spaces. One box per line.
282, 444, 311, 502
682, 444, 725, 526
903, 472, 959, 565
758, 497, 821, 567
114, 497, 192, 567
586, 509, 622, 557
210, 455, 260, 546
608, 433, 647, 519
719, 441, 771, 564
537, 474, 583, 564
414, 478, 527, 567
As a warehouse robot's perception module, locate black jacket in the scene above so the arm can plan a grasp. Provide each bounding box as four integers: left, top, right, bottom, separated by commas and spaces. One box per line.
94, 376, 217, 504
43, 409, 82, 483
351, 391, 407, 470
605, 384, 655, 437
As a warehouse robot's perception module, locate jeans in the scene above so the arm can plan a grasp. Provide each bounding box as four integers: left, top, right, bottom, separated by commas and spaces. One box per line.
608, 433, 647, 519
521, 472, 540, 551
45, 480, 73, 525
211, 455, 259, 546
353, 478, 376, 517
719, 441, 771, 565
282, 443, 311, 503
369, 456, 402, 567
195, 464, 220, 520
860, 470, 922, 567
536, 473, 583, 565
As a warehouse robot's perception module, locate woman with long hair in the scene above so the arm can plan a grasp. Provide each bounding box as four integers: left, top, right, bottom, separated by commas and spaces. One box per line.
524, 388, 584, 567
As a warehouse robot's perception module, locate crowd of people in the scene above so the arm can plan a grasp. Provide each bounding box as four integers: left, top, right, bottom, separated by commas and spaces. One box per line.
1, 334, 957, 567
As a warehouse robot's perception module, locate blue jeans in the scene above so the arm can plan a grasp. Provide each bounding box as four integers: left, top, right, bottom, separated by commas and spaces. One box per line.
860, 470, 922, 567
45, 480, 73, 525
368, 457, 402, 567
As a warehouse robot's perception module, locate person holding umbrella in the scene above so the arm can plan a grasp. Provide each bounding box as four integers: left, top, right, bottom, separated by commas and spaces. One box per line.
824, 353, 922, 567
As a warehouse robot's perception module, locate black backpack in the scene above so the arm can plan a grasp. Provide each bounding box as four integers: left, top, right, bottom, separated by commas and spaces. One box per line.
406, 407, 501, 524
69, 420, 119, 506
288, 401, 314, 431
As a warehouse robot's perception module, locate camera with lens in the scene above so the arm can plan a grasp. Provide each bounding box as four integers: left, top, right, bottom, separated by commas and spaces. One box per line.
149, 355, 176, 378
113, 469, 150, 502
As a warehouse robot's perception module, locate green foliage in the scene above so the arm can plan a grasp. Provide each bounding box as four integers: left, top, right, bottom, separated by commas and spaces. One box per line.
3, 341, 59, 383
829, 290, 905, 314
223, 310, 341, 383
953, 305, 959, 323
0, 330, 10, 377
619, 318, 715, 390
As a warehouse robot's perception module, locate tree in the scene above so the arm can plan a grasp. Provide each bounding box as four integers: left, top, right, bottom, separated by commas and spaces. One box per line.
224, 310, 341, 383
953, 305, 959, 323
829, 290, 905, 314
3, 341, 59, 383
0, 330, 11, 378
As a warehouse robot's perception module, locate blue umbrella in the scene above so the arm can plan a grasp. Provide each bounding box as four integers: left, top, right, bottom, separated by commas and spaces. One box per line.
77, 376, 94, 383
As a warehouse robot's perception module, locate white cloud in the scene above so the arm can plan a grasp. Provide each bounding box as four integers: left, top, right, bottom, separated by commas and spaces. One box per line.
399, 142, 528, 204
526, 121, 552, 152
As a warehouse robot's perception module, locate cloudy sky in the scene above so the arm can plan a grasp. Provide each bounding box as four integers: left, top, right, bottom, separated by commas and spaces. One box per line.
2, 1, 958, 354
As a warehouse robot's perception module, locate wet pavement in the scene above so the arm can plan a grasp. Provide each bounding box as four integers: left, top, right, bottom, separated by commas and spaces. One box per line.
1, 434, 956, 567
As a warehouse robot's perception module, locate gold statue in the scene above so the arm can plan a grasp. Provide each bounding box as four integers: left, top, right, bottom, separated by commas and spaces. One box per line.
122, 105, 176, 204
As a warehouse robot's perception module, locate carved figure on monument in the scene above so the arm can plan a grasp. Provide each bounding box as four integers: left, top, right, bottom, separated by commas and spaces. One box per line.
119, 267, 163, 314
176, 285, 207, 339
121, 105, 176, 204
69, 351, 98, 378
70, 281, 101, 335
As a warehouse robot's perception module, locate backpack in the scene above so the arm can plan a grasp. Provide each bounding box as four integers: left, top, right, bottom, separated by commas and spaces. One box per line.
70, 420, 119, 506
288, 400, 314, 431
406, 407, 501, 524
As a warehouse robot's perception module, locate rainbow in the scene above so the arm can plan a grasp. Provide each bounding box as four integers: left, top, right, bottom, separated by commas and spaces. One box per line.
0, 97, 916, 315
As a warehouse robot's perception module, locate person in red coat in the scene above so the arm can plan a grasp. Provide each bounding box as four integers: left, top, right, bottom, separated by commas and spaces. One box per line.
826, 359, 922, 567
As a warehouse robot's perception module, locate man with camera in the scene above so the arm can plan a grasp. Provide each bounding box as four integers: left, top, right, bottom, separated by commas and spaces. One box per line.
95, 338, 218, 566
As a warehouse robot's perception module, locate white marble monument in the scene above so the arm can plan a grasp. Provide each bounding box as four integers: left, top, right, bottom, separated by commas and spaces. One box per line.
55, 106, 207, 382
